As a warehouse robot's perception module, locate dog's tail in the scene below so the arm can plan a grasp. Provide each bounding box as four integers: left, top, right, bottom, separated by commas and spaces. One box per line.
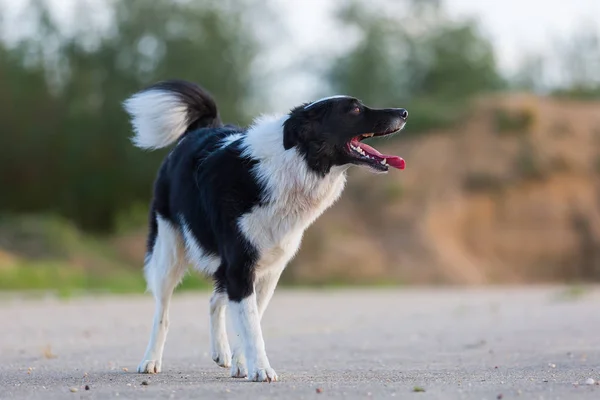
123, 80, 222, 150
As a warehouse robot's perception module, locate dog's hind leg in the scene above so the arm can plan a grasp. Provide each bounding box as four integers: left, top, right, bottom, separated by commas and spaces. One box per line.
138, 215, 186, 374
209, 288, 232, 368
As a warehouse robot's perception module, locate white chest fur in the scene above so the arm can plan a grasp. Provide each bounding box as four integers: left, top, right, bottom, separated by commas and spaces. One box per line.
238, 115, 348, 271
238, 167, 346, 269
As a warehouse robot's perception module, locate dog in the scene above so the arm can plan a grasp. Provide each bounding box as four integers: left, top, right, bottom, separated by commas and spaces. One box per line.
123, 79, 407, 382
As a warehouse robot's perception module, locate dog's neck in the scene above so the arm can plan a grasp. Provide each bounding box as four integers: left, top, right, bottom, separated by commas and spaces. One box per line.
242, 114, 348, 213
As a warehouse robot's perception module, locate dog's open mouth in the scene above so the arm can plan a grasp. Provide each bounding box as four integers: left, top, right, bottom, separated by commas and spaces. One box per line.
346, 129, 406, 172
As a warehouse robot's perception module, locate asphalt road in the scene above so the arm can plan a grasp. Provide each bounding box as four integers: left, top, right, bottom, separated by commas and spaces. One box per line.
1, 287, 600, 399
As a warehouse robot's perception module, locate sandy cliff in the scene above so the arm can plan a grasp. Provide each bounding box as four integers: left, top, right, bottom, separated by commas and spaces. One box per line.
288, 94, 600, 284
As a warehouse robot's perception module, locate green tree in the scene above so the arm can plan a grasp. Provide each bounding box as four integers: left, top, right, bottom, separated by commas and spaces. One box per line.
552, 23, 600, 99
0, 0, 261, 231
327, 0, 504, 133
512, 23, 600, 99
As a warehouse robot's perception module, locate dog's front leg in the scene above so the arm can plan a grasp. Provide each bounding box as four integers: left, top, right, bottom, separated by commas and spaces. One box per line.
227, 256, 277, 382
229, 292, 277, 382
227, 267, 282, 379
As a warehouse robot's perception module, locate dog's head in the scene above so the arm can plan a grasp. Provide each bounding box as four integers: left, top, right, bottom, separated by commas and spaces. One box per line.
283, 96, 407, 175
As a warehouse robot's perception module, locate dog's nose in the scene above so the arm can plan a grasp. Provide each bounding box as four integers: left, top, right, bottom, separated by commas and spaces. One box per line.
399, 109, 408, 120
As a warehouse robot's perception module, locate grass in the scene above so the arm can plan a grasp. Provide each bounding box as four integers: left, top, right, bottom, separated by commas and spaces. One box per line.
383, 182, 405, 202
0, 214, 211, 297
552, 285, 590, 302
514, 140, 547, 182
463, 172, 506, 193
493, 107, 536, 135
279, 279, 403, 290
0, 259, 402, 297
0, 261, 211, 297
0, 214, 407, 297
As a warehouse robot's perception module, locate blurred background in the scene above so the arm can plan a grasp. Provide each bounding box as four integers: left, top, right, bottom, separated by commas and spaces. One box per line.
0, 0, 599, 294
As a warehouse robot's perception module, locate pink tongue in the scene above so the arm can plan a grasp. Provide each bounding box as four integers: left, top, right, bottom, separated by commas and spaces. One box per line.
357, 142, 406, 170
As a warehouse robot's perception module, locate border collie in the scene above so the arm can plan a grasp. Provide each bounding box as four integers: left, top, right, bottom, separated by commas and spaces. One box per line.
123, 80, 407, 382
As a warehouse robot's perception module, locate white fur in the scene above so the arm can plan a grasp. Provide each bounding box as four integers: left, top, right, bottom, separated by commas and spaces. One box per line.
123, 90, 190, 150
226, 264, 284, 379
219, 132, 244, 148
304, 95, 351, 109
255, 263, 286, 317
179, 216, 221, 275
230, 349, 248, 378
138, 216, 186, 373
240, 115, 347, 270
209, 291, 231, 368
218, 115, 347, 381
229, 293, 278, 382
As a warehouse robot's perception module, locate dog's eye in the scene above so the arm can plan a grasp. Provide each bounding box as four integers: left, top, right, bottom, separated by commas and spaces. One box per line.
350, 106, 361, 115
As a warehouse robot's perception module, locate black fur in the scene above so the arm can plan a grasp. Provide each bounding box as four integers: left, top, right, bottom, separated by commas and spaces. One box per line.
149, 125, 264, 301
143, 79, 223, 133
284, 98, 408, 175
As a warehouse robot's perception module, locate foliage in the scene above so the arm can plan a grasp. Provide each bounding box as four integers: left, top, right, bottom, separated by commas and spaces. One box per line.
513, 23, 600, 99
326, 0, 504, 134
493, 107, 536, 135
0, 214, 210, 294
551, 86, 600, 100
463, 172, 505, 193
0, 0, 259, 232
514, 140, 546, 182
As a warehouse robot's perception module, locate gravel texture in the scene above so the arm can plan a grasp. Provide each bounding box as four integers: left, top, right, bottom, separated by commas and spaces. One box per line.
1, 286, 599, 399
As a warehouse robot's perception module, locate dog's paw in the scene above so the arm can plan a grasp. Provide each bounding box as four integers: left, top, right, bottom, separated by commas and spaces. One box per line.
248, 366, 278, 382
211, 347, 232, 368
210, 325, 232, 368
230, 354, 248, 378
137, 359, 161, 374
230, 350, 247, 378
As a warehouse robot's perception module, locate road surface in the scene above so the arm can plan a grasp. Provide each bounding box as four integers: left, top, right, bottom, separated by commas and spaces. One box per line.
1, 287, 599, 399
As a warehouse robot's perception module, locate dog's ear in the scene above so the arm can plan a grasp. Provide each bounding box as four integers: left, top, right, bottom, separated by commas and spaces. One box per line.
283, 117, 306, 150
283, 105, 324, 150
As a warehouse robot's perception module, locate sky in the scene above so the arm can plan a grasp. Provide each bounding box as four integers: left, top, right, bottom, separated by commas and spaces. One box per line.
1, 0, 599, 110
268, 0, 600, 108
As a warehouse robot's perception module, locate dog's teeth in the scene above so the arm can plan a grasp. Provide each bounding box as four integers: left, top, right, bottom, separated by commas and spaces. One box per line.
380, 159, 387, 165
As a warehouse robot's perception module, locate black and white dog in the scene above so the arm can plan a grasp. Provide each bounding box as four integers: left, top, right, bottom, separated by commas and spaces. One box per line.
123, 80, 407, 382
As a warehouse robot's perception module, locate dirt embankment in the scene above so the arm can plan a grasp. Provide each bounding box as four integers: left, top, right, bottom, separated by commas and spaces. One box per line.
288, 94, 600, 284
4, 94, 598, 287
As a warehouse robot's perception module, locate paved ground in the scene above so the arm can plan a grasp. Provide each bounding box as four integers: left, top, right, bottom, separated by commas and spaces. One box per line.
1, 287, 600, 399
